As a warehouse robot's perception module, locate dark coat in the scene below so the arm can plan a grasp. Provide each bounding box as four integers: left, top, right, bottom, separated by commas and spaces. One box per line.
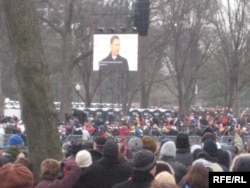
175, 148, 193, 167
159, 156, 187, 184
112, 170, 154, 188
99, 53, 129, 72
82, 157, 132, 188
73, 168, 88, 188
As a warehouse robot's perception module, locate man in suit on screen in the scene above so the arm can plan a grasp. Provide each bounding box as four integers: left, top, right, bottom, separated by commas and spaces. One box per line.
99, 35, 129, 72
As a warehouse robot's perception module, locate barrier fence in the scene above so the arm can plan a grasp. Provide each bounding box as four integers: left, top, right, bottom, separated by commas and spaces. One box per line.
1, 134, 250, 150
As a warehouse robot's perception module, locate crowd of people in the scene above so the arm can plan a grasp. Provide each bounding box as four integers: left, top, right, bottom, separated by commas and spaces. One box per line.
0, 107, 250, 187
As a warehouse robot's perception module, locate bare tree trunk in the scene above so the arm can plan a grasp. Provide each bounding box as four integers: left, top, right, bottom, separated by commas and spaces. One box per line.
2, 0, 63, 183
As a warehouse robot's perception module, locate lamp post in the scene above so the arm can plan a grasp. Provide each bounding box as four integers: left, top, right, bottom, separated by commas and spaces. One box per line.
75, 83, 81, 104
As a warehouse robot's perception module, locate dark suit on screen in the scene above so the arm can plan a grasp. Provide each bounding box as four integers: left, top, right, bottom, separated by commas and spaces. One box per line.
99, 53, 129, 72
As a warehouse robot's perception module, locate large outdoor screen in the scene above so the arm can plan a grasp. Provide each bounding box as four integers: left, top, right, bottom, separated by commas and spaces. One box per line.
93, 34, 138, 72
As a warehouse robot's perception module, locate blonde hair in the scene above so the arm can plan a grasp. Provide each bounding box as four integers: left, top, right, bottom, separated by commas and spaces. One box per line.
155, 171, 176, 186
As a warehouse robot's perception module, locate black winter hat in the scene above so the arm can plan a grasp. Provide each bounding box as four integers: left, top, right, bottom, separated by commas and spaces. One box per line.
203, 139, 218, 157
95, 136, 107, 148
175, 133, 190, 149
102, 139, 118, 159
133, 149, 156, 171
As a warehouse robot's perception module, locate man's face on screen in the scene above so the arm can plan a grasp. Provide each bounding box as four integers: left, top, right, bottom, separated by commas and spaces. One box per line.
110, 38, 120, 56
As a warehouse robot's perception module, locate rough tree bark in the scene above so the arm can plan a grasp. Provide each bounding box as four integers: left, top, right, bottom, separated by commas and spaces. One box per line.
1, 0, 63, 183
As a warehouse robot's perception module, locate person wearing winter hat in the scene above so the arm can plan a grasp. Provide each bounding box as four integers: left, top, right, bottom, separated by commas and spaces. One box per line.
89, 136, 107, 162
0, 163, 34, 188
192, 140, 226, 172
127, 137, 143, 162
73, 150, 92, 188
83, 139, 132, 188
203, 139, 218, 157
158, 141, 187, 184
112, 149, 156, 188
0, 134, 26, 163
141, 136, 157, 154
191, 144, 202, 154
202, 132, 231, 169
75, 150, 92, 168
175, 132, 193, 167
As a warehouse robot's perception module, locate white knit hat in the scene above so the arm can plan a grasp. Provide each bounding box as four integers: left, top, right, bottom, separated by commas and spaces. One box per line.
159, 141, 176, 158
75, 150, 92, 168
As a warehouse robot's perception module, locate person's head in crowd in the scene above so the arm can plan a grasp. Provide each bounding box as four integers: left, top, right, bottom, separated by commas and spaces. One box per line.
141, 136, 157, 154
65, 141, 84, 159
0, 163, 34, 188
230, 153, 250, 172
94, 136, 107, 151
159, 141, 176, 159
201, 126, 215, 137
75, 150, 92, 168
201, 132, 216, 143
127, 137, 143, 160
203, 139, 218, 157
102, 139, 119, 160
8, 134, 25, 149
150, 180, 180, 188
133, 149, 157, 176
15, 157, 32, 171
175, 132, 190, 150
192, 148, 206, 160
82, 141, 94, 150
155, 160, 175, 176
5, 134, 26, 160
181, 163, 209, 188
191, 144, 202, 154
155, 171, 176, 187
159, 138, 171, 149
39, 159, 61, 181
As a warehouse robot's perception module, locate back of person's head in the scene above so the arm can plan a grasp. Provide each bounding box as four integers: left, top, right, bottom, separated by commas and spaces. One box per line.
201, 132, 216, 143
133, 149, 156, 172
155, 171, 176, 186
128, 137, 143, 153
82, 141, 94, 150
150, 180, 180, 188
15, 157, 32, 171
203, 139, 218, 157
141, 136, 157, 153
75, 150, 92, 168
0, 163, 34, 188
175, 133, 190, 150
8, 134, 25, 149
183, 163, 209, 188
159, 141, 176, 158
230, 153, 250, 172
191, 144, 202, 154
94, 136, 107, 149
67, 141, 84, 157
40, 158, 61, 181
127, 137, 143, 161
102, 139, 119, 159
155, 160, 175, 176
